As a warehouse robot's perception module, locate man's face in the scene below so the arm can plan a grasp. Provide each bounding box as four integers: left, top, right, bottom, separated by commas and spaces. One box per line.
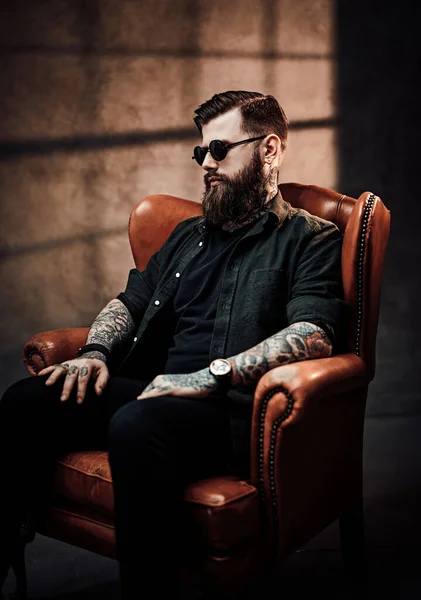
199, 108, 269, 225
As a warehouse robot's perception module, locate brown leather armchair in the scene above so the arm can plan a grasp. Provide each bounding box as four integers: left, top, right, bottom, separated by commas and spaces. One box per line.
12, 182, 390, 599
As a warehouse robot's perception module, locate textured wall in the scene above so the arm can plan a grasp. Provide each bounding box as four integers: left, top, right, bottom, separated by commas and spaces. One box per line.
0, 0, 337, 389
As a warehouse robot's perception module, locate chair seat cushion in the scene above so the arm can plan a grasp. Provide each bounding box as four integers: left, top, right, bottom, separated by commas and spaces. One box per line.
51, 450, 261, 552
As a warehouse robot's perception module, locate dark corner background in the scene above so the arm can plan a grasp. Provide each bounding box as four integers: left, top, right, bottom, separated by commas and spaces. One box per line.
0, 0, 420, 596
337, 0, 421, 419
333, 0, 421, 587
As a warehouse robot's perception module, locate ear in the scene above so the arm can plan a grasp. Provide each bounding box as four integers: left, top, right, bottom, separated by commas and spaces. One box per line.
263, 134, 282, 164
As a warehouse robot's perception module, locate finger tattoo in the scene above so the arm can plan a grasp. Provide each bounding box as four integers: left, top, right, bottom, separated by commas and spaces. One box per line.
68, 366, 78, 375
79, 366, 88, 378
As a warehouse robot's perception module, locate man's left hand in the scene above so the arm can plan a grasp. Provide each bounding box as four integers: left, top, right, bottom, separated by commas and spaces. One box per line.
137, 368, 217, 400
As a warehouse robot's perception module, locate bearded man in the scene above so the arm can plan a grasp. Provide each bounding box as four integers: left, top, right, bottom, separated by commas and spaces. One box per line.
0, 91, 348, 599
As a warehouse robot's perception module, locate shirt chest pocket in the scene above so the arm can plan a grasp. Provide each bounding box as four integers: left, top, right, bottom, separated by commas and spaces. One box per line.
246, 268, 288, 326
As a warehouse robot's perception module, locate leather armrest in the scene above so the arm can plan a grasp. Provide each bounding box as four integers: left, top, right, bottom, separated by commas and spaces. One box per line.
253, 353, 367, 426
250, 353, 369, 553
250, 353, 368, 482
23, 327, 90, 375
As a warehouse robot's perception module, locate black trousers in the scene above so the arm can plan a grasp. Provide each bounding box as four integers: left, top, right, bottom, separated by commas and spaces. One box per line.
0, 374, 233, 598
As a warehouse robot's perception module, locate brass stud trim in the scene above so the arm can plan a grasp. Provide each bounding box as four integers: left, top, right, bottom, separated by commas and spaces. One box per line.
258, 385, 295, 556
27, 350, 47, 374
355, 193, 376, 356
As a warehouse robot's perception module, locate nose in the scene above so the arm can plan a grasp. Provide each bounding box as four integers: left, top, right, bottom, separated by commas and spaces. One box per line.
201, 150, 219, 171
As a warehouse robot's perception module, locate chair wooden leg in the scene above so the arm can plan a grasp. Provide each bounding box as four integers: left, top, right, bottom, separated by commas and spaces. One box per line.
8, 525, 36, 600
339, 500, 368, 582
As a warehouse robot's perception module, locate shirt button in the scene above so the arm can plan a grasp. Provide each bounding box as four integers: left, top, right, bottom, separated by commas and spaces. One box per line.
133, 337, 138, 342
199, 241, 203, 247
154, 300, 160, 306
175, 272, 180, 278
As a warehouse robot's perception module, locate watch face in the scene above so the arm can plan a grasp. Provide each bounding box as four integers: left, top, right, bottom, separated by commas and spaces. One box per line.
211, 359, 231, 376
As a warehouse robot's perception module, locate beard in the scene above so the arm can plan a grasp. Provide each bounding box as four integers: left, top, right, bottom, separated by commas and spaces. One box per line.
201, 149, 269, 226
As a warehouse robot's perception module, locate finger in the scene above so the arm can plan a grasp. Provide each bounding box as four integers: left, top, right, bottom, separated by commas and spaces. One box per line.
45, 364, 70, 386
38, 365, 57, 376
137, 387, 166, 400
136, 383, 154, 400
94, 368, 109, 395
137, 391, 156, 400
60, 365, 79, 401
76, 365, 91, 404
136, 377, 175, 400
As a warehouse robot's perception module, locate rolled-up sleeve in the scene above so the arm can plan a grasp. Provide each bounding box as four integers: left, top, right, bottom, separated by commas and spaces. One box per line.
286, 224, 350, 347
116, 248, 162, 327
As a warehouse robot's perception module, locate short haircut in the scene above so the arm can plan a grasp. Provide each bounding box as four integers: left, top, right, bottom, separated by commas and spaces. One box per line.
193, 91, 288, 150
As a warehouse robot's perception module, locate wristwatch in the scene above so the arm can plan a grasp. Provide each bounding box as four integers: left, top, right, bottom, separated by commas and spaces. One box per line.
209, 358, 232, 393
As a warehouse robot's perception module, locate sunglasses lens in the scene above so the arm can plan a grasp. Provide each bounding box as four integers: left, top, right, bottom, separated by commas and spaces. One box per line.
193, 146, 206, 165
209, 140, 227, 161
193, 140, 228, 165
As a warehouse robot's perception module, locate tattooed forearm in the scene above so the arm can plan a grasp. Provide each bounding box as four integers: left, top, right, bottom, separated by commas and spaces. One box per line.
87, 299, 135, 352
229, 321, 333, 387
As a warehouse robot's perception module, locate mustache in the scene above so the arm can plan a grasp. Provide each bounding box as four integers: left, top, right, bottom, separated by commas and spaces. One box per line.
204, 173, 228, 185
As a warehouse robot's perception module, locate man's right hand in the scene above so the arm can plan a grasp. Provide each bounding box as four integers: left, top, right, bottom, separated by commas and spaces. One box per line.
38, 357, 110, 404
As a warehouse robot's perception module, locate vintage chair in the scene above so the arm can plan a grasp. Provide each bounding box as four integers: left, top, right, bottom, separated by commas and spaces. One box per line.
10, 182, 389, 599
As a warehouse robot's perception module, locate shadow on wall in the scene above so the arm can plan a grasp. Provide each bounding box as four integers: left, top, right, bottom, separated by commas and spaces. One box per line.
334, 0, 421, 417
0, 118, 334, 161
0, 0, 341, 396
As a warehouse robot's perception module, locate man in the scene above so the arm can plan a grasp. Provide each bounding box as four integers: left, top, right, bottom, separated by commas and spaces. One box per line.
0, 91, 347, 599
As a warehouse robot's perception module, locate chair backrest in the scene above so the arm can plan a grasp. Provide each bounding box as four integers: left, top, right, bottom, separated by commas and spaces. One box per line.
129, 182, 390, 379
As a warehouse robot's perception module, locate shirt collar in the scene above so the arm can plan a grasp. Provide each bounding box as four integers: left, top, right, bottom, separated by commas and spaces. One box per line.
265, 190, 290, 228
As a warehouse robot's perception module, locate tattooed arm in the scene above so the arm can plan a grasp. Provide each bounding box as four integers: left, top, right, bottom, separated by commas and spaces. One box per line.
229, 321, 332, 388
38, 299, 135, 403
137, 321, 332, 400
83, 299, 135, 361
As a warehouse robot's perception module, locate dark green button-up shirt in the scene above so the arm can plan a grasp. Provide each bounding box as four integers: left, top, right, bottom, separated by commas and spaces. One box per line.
115, 192, 349, 474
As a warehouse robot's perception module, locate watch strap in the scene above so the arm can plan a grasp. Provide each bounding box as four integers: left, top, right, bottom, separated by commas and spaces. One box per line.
76, 343, 111, 361
213, 375, 231, 394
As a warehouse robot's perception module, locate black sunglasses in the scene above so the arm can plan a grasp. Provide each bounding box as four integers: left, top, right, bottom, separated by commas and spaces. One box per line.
192, 135, 266, 166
